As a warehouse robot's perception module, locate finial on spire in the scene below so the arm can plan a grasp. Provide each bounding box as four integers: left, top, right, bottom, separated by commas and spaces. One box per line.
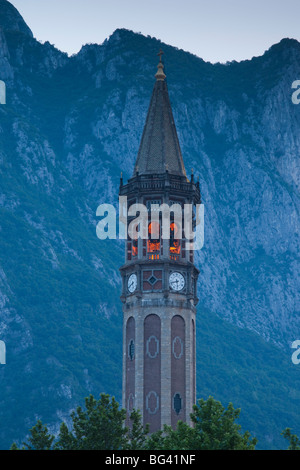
155, 49, 166, 81
158, 49, 164, 62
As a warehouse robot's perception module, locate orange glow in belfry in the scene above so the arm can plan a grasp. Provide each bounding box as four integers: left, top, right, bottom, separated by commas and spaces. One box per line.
170, 222, 178, 236
170, 222, 181, 254
149, 254, 160, 260
148, 222, 160, 253
132, 239, 138, 257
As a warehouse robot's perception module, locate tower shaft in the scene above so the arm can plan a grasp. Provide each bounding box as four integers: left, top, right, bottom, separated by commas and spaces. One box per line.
120, 55, 201, 432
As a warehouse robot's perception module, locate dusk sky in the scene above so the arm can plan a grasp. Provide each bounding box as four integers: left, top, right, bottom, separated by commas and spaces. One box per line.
9, 0, 300, 63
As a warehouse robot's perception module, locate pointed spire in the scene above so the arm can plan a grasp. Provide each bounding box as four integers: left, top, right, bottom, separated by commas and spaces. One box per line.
133, 52, 187, 178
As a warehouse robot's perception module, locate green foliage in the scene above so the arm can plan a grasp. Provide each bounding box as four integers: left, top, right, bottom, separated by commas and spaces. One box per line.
123, 409, 149, 450
12, 394, 258, 450
55, 394, 127, 450
10, 442, 21, 450
146, 397, 257, 450
11, 420, 54, 450
54, 422, 75, 451
282, 428, 300, 450
190, 397, 257, 450
145, 421, 195, 451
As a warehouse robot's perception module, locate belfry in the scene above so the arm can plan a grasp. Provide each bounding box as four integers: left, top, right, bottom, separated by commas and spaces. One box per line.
119, 52, 201, 432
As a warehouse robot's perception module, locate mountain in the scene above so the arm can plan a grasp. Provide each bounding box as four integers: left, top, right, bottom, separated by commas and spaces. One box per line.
0, 0, 299, 450
0, 0, 32, 37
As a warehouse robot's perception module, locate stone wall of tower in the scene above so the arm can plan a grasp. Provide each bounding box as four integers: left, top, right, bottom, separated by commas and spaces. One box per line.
191, 319, 196, 407
122, 302, 196, 430
171, 315, 186, 427
124, 316, 135, 426
144, 314, 161, 432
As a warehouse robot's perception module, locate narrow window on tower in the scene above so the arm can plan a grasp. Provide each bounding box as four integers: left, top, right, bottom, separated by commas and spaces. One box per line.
128, 339, 135, 361
132, 239, 138, 257
173, 393, 182, 415
147, 221, 160, 260
170, 222, 181, 261
127, 241, 132, 261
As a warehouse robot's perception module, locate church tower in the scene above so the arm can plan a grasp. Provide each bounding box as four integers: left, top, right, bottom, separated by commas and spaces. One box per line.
119, 52, 201, 432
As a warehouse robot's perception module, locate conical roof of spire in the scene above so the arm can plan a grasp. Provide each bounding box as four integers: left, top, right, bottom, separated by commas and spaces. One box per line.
133, 52, 187, 178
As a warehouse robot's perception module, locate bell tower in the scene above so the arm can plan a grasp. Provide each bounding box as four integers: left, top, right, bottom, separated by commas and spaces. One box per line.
119, 52, 201, 432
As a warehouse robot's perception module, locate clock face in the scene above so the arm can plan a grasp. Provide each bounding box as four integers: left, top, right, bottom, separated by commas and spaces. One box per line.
128, 274, 137, 293
169, 272, 185, 291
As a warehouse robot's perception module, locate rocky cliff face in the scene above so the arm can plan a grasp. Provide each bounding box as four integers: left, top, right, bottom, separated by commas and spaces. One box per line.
0, 0, 299, 450
62, 32, 300, 348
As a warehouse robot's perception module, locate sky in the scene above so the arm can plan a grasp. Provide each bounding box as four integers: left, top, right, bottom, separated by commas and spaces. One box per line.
9, 0, 300, 63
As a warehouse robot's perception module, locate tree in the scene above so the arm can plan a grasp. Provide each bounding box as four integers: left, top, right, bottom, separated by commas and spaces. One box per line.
55, 393, 127, 450
145, 421, 196, 450
282, 428, 300, 450
190, 396, 257, 450
146, 396, 257, 450
11, 394, 258, 450
11, 420, 55, 450
54, 422, 76, 450
12, 394, 128, 451
124, 409, 149, 450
